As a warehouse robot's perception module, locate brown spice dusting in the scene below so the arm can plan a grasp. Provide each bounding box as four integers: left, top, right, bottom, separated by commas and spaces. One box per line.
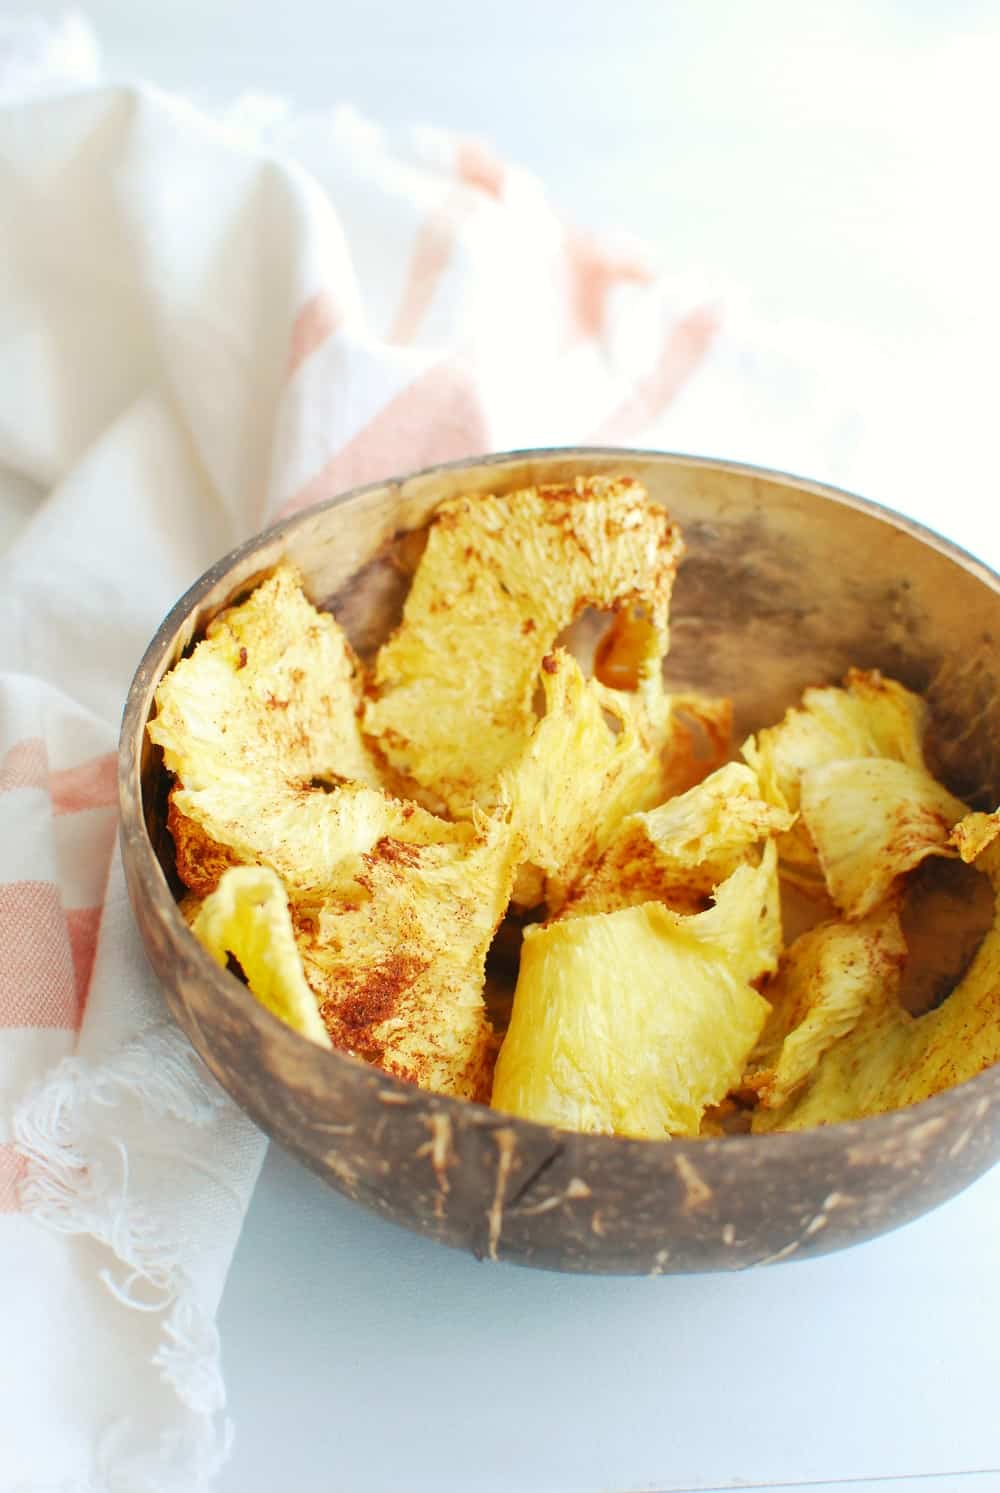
541, 654, 558, 675
329, 953, 428, 1036
168, 794, 241, 897
367, 836, 423, 868
237, 647, 248, 669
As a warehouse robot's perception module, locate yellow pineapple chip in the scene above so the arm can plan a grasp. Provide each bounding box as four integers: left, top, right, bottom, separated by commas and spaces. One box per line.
171, 775, 467, 900
291, 808, 520, 1100
192, 865, 331, 1048
566, 762, 792, 918
800, 758, 967, 919
754, 810, 1000, 1130
746, 906, 907, 1111
150, 563, 523, 1097
364, 476, 684, 816
682, 843, 784, 987
742, 668, 928, 880
951, 811, 1000, 863
492, 902, 770, 1137
503, 646, 674, 912
149, 564, 380, 793
190, 780, 518, 1099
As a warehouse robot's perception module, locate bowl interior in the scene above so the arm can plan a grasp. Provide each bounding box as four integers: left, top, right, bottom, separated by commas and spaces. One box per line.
140, 451, 1000, 843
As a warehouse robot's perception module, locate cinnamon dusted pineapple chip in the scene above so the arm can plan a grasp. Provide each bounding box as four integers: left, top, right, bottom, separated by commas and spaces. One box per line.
186, 778, 519, 1100
293, 805, 521, 1101
742, 669, 928, 883
364, 476, 684, 817
502, 643, 674, 913
150, 562, 521, 1099
492, 902, 770, 1138
745, 905, 907, 1112
184, 779, 520, 1099
149, 564, 380, 794
565, 762, 792, 919
495, 768, 786, 1137
753, 810, 1000, 1130
799, 758, 967, 919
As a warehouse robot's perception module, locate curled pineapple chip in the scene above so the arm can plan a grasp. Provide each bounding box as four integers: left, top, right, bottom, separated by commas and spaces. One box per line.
192, 865, 331, 1048
503, 645, 674, 912
170, 775, 466, 900
742, 669, 928, 881
149, 560, 521, 1096
183, 779, 518, 1099
149, 564, 380, 793
293, 808, 521, 1100
746, 905, 907, 1112
492, 902, 770, 1137
753, 810, 1000, 1130
364, 476, 684, 816
800, 758, 967, 919
682, 843, 784, 987
566, 762, 793, 919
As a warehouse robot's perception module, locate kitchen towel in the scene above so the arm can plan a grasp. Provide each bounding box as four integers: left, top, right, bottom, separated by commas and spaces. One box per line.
0, 15, 757, 1491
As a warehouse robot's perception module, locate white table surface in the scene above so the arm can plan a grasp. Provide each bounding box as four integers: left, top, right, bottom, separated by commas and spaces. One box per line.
216, 1146, 1000, 1493
19, 2, 1000, 1488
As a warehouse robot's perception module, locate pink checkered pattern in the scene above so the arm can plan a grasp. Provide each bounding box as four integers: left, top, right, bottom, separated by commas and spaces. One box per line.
0, 719, 117, 1206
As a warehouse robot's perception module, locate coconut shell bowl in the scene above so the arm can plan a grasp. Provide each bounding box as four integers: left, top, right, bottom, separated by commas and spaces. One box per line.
119, 450, 1000, 1275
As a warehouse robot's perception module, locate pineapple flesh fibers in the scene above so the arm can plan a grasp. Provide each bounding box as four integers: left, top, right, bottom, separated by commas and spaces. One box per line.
192, 865, 331, 1048
565, 762, 792, 919
743, 668, 967, 916
753, 811, 1000, 1130
744, 906, 907, 1111
799, 758, 967, 918
363, 477, 684, 817
492, 902, 770, 1138
742, 668, 929, 883
502, 643, 673, 914
150, 564, 520, 1100
149, 564, 380, 794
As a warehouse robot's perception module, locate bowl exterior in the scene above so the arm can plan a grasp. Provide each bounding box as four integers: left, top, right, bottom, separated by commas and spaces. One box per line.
120, 450, 1000, 1274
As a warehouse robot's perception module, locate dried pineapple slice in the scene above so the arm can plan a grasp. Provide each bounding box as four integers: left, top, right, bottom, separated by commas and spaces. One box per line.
150, 562, 522, 1098
192, 864, 331, 1048
502, 645, 674, 912
754, 810, 1000, 1130
294, 809, 521, 1099
364, 476, 684, 816
746, 906, 907, 1111
682, 843, 784, 987
566, 762, 792, 919
149, 564, 380, 793
170, 774, 468, 900
742, 669, 928, 880
492, 902, 770, 1137
181, 779, 518, 1099
800, 758, 967, 918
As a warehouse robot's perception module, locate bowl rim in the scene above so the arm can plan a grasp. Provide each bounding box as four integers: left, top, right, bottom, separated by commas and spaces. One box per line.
119, 445, 1000, 1158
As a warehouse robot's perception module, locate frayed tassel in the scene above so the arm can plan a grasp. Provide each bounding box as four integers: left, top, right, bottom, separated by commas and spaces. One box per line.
12, 1020, 240, 1493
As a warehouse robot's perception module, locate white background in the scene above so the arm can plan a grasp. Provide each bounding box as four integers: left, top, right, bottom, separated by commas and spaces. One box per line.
21, 3, 1000, 1489
30, 0, 1000, 550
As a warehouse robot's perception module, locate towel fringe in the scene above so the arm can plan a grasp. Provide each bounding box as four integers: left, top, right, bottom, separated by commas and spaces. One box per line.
13, 1022, 236, 1493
